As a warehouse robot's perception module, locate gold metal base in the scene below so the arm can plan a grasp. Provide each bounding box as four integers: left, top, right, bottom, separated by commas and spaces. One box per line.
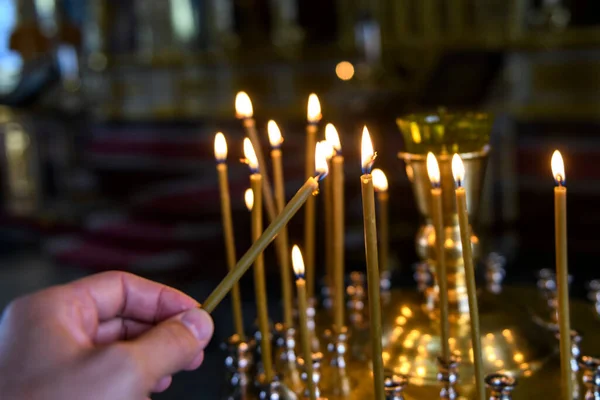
299, 286, 600, 399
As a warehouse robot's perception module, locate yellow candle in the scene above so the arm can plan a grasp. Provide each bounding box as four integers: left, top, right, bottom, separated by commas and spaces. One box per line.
552, 150, 572, 400
202, 143, 329, 313
360, 127, 384, 400
426, 152, 450, 361
452, 154, 484, 400
214, 133, 245, 339
372, 169, 389, 274
292, 245, 317, 400
268, 121, 293, 328
321, 140, 334, 288
243, 138, 274, 382
235, 91, 276, 223
326, 123, 345, 330
304, 93, 321, 298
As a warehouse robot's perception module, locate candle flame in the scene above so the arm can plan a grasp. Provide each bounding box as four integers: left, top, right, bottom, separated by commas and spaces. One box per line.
267, 120, 283, 148
291, 244, 305, 278
371, 168, 388, 192
426, 152, 441, 186
319, 140, 335, 161
307, 93, 322, 123
551, 150, 565, 186
235, 91, 253, 119
325, 123, 341, 153
244, 188, 254, 211
214, 132, 227, 162
361, 126, 375, 174
314, 142, 329, 179
243, 138, 259, 171
452, 154, 465, 187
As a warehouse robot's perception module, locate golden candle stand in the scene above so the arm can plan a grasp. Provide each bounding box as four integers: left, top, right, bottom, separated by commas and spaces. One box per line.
218, 111, 600, 399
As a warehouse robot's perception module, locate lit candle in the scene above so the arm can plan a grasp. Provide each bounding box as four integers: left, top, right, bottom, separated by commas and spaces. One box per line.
235, 91, 277, 222
551, 150, 572, 400
452, 154, 484, 400
360, 126, 384, 400
426, 152, 450, 361
304, 93, 322, 298
325, 123, 345, 330
268, 120, 293, 328
320, 139, 335, 289
371, 168, 389, 275
292, 245, 317, 400
214, 133, 245, 339
202, 143, 329, 313
243, 138, 274, 382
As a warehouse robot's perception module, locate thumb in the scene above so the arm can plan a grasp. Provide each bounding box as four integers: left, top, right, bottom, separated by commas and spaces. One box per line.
129, 308, 213, 384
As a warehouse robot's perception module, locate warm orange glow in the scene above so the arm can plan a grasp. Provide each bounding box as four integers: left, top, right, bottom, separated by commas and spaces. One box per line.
426, 152, 440, 186
452, 154, 465, 186
291, 245, 305, 277
307, 93, 322, 123
315, 141, 329, 177
325, 123, 341, 153
372, 168, 388, 192
243, 138, 258, 171
551, 150, 565, 185
267, 120, 283, 148
235, 91, 253, 119
335, 61, 355, 81
244, 188, 253, 211
513, 352, 524, 363
319, 140, 335, 161
214, 132, 227, 162
361, 126, 374, 173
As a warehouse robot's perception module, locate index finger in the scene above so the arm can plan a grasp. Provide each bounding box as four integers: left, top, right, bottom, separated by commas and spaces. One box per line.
70, 271, 199, 323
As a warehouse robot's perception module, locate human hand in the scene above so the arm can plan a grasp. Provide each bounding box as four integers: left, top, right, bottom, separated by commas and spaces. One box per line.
0, 271, 214, 400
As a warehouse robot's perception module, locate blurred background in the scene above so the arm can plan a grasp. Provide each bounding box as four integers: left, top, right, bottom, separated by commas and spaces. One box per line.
0, 0, 600, 397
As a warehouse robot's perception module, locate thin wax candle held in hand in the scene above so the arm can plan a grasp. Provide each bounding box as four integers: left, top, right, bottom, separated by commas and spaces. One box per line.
552, 150, 572, 400
427, 152, 450, 361
235, 91, 276, 222
360, 127, 385, 400
292, 245, 317, 400
326, 123, 345, 331
452, 154, 484, 400
268, 121, 293, 328
202, 143, 329, 314
244, 138, 274, 382
304, 94, 321, 298
214, 133, 245, 339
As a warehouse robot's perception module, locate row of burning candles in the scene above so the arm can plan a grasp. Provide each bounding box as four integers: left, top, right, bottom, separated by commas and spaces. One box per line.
200, 91, 573, 399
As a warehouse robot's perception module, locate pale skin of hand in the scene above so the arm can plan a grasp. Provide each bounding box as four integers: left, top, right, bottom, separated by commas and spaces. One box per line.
0, 271, 214, 400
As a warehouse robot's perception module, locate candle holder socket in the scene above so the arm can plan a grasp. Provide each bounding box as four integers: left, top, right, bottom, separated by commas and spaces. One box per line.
587, 280, 600, 317
437, 354, 460, 400
413, 261, 432, 293
485, 373, 517, 400
346, 272, 367, 327
485, 252, 506, 294
578, 355, 600, 400
384, 371, 409, 400
257, 376, 284, 400
222, 334, 253, 388
300, 352, 323, 399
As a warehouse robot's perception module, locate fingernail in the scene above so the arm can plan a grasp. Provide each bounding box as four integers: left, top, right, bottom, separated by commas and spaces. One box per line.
181, 308, 213, 341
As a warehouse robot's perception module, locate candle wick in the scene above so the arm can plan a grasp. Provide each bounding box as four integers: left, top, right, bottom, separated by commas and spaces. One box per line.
314, 171, 328, 181
556, 175, 565, 187
362, 152, 377, 174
